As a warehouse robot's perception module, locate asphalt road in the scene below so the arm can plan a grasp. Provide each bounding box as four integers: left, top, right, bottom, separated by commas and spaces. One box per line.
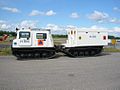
0, 53, 120, 90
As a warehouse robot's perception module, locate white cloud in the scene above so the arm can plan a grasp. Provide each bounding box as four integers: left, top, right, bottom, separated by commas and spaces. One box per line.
74, 25, 107, 31
0, 20, 38, 31
29, 10, 44, 16
80, 26, 120, 35
113, 7, 120, 12
114, 27, 120, 32
90, 25, 107, 30
29, 10, 56, 16
70, 12, 80, 19
109, 18, 120, 24
107, 27, 120, 37
1, 24, 11, 29
46, 24, 62, 31
88, 11, 109, 22
0, 20, 119, 36
86, 25, 120, 36
88, 10, 120, 24
45, 24, 66, 34
0, 20, 14, 31
18, 20, 38, 29
2, 7, 20, 13
45, 24, 112, 34
46, 10, 56, 16
66, 25, 77, 29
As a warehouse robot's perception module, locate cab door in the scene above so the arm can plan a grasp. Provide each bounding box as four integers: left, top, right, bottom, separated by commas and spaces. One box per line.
36, 33, 47, 47
19, 32, 32, 46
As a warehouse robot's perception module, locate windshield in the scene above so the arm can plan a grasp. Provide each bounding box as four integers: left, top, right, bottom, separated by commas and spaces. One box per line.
19, 32, 30, 38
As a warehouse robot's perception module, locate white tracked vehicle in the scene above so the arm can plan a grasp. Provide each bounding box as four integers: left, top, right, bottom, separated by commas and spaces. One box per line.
60, 28, 108, 57
12, 28, 55, 59
12, 28, 108, 59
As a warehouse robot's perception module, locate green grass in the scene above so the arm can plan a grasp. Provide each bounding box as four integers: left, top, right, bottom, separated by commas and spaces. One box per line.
0, 37, 120, 56
103, 48, 120, 52
53, 37, 67, 45
0, 48, 12, 56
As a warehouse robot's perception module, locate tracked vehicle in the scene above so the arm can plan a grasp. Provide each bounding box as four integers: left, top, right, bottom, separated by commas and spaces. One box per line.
12, 28, 108, 59
12, 28, 55, 59
60, 28, 108, 57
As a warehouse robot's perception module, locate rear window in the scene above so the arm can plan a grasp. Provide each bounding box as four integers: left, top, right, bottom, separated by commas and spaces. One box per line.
36, 33, 47, 39
19, 32, 30, 38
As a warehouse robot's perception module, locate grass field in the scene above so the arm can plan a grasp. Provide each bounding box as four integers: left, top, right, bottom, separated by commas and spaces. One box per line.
53, 38, 67, 45
0, 37, 120, 56
103, 47, 120, 52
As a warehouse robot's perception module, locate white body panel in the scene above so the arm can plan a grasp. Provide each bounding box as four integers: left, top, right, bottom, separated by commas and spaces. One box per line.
12, 29, 54, 48
64, 28, 108, 47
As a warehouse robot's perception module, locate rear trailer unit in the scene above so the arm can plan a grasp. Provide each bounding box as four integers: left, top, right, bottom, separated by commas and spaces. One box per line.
61, 28, 108, 57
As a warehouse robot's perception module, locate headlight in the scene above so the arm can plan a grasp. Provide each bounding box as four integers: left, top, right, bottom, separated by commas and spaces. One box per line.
14, 42, 17, 45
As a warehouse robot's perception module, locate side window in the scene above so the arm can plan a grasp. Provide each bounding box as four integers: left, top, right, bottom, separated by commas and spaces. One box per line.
71, 31, 73, 35
36, 33, 47, 40
19, 32, 30, 39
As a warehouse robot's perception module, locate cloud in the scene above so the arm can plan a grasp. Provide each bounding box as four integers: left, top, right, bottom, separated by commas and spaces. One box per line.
88, 10, 109, 23
46, 24, 78, 31
2, 7, 20, 13
18, 20, 38, 29
29, 10, 44, 16
45, 24, 66, 34
90, 25, 107, 30
109, 18, 120, 24
0, 20, 14, 31
46, 24, 63, 31
88, 25, 120, 36
108, 27, 120, 37
46, 10, 56, 16
113, 7, 120, 12
88, 10, 120, 24
46, 24, 58, 31
66, 25, 77, 29
45, 24, 120, 36
70, 12, 80, 19
29, 10, 56, 16
0, 20, 39, 31
0, 19, 119, 36
0, 20, 9, 29
0, 24, 11, 29
114, 27, 120, 32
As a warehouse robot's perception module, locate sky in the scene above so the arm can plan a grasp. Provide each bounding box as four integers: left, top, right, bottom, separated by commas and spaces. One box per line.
0, 0, 120, 36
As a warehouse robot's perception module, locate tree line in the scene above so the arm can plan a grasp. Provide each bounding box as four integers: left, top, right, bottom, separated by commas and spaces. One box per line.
0, 30, 16, 36
0, 30, 119, 39
108, 35, 120, 39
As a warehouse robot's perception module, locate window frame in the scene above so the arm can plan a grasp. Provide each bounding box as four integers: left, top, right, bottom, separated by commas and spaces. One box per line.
36, 33, 47, 40
19, 32, 30, 39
